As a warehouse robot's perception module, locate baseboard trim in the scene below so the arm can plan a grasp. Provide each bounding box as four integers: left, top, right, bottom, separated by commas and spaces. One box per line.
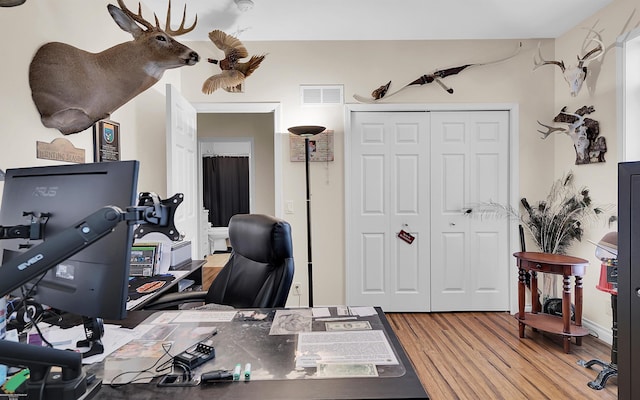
582, 317, 613, 345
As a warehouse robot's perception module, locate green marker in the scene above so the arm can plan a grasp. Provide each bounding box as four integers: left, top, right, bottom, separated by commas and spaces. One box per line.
244, 363, 251, 380
233, 363, 241, 381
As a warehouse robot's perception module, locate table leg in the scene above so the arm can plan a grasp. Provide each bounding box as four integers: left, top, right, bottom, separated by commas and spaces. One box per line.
563, 274, 571, 353
518, 267, 526, 338
575, 275, 584, 346
531, 271, 539, 314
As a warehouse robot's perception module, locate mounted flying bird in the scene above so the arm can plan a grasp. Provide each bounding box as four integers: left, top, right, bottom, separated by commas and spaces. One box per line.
202, 29, 265, 94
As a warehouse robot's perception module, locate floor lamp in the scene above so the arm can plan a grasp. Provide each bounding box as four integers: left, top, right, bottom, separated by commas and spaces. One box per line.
288, 125, 326, 307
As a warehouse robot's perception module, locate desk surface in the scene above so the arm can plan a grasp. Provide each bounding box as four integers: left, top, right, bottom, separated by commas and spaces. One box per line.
89, 307, 429, 400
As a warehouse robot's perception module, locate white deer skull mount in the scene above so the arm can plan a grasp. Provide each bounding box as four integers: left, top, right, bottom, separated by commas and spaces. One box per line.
533, 32, 604, 97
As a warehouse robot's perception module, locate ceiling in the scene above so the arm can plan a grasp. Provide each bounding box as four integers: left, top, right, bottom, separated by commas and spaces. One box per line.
140, 0, 612, 42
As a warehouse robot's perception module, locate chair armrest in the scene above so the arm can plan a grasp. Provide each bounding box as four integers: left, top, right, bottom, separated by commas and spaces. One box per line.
142, 290, 208, 310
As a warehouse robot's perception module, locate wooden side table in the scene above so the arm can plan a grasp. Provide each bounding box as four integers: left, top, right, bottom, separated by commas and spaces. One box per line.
513, 251, 590, 353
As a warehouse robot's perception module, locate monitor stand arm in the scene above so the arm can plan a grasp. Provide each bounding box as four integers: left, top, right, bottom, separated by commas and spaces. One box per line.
0, 211, 50, 248
0, 193, 183, 400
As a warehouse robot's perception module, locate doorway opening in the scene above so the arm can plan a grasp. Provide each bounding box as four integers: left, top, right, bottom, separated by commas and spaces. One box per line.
201, 139, 252, 227
193, 103, 282, 256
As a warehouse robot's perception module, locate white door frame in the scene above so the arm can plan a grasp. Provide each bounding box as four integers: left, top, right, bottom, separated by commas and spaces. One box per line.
199, 138, 255, 217
617, 26, 640, 162
166, 84, 199, 258
344, 102, 521, 313
192, 102, 284, 219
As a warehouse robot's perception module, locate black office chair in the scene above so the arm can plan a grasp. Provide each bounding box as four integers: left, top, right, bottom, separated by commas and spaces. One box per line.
144, 214, 294, 310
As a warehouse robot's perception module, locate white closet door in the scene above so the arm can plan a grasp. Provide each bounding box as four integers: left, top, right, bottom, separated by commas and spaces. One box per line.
347, 111, 431, 312
430, 111, 510, 311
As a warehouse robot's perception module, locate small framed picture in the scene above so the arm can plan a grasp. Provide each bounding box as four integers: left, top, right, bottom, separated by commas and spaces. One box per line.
93, 119, 121, 162
289, 130, 334, 162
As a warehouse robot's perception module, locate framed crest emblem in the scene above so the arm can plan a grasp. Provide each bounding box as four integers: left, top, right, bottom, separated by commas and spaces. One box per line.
93, 119, 121, 162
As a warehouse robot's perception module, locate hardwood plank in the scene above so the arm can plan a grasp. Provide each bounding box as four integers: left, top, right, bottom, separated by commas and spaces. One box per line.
388, 312, 617, 400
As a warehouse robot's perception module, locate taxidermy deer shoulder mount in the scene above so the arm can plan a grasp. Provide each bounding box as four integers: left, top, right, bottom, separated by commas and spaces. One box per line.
29, 0, 199, 135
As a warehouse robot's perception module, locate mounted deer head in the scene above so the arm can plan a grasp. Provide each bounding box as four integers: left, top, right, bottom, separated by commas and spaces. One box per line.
29, 0, 199, 135
533, 32, 603, 97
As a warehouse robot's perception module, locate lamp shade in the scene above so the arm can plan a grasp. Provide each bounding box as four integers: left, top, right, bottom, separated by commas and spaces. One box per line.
288, 126, 326, 137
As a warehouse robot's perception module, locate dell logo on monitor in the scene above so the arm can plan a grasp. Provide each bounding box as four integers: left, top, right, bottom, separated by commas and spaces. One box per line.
17, 254, 44, 270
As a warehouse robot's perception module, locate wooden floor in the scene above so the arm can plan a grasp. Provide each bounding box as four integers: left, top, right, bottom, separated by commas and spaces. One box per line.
387, 312, 617, 400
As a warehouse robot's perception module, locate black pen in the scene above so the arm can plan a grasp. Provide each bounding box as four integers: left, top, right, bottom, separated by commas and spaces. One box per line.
200, 370, 234, 383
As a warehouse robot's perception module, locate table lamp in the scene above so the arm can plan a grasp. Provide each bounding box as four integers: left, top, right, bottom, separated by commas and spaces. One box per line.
288, 125, 326, 307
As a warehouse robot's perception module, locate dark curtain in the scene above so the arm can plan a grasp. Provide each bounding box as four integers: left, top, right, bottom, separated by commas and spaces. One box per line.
202, 156, 250, 227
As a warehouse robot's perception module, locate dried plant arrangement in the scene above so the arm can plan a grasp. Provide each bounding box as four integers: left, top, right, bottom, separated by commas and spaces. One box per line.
478, 171, 615, 255
476, 171, 615, 300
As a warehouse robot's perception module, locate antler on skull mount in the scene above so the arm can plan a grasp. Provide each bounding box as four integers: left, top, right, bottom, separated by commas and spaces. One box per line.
116, 0, 196, 35
533, 43, 566, 72
532, 30, 604, 97
577, 38, 604, 68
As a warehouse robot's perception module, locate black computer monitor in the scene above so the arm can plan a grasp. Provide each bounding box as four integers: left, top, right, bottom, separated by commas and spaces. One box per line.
0, 160, 139, 320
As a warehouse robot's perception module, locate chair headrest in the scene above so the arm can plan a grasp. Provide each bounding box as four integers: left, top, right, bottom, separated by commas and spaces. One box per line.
228, 214, 293, 263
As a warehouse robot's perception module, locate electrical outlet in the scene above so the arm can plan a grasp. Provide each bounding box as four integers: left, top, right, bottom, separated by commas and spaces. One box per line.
293, 282, 302, 296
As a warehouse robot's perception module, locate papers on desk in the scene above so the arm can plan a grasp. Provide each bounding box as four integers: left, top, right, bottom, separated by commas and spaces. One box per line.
39, 322, 151, 365
295, 330, 399, 369
270, 309, 312, 335
311, 306, 378, 318
103, 339, 174, 384
148, 310, 237, 324
348, 306, 377, 317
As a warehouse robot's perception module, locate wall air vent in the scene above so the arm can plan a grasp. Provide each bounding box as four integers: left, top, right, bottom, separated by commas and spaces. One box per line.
300, 85, 344, 105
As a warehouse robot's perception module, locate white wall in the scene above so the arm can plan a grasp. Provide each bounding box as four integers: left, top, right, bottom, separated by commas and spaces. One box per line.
180, 38, 556, 308
552, 0, 636, 334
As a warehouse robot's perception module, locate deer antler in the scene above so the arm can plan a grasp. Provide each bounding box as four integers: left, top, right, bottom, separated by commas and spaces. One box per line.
116, 0, 196, 35
533, 42, 566, 72
537, 121, 567, 139
117, 0, 154, 30
576, 37, 604, 68
162, 0, 197, 36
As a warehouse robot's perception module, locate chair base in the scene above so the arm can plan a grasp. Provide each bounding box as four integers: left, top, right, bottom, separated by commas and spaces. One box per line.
578, 359, 617, 390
